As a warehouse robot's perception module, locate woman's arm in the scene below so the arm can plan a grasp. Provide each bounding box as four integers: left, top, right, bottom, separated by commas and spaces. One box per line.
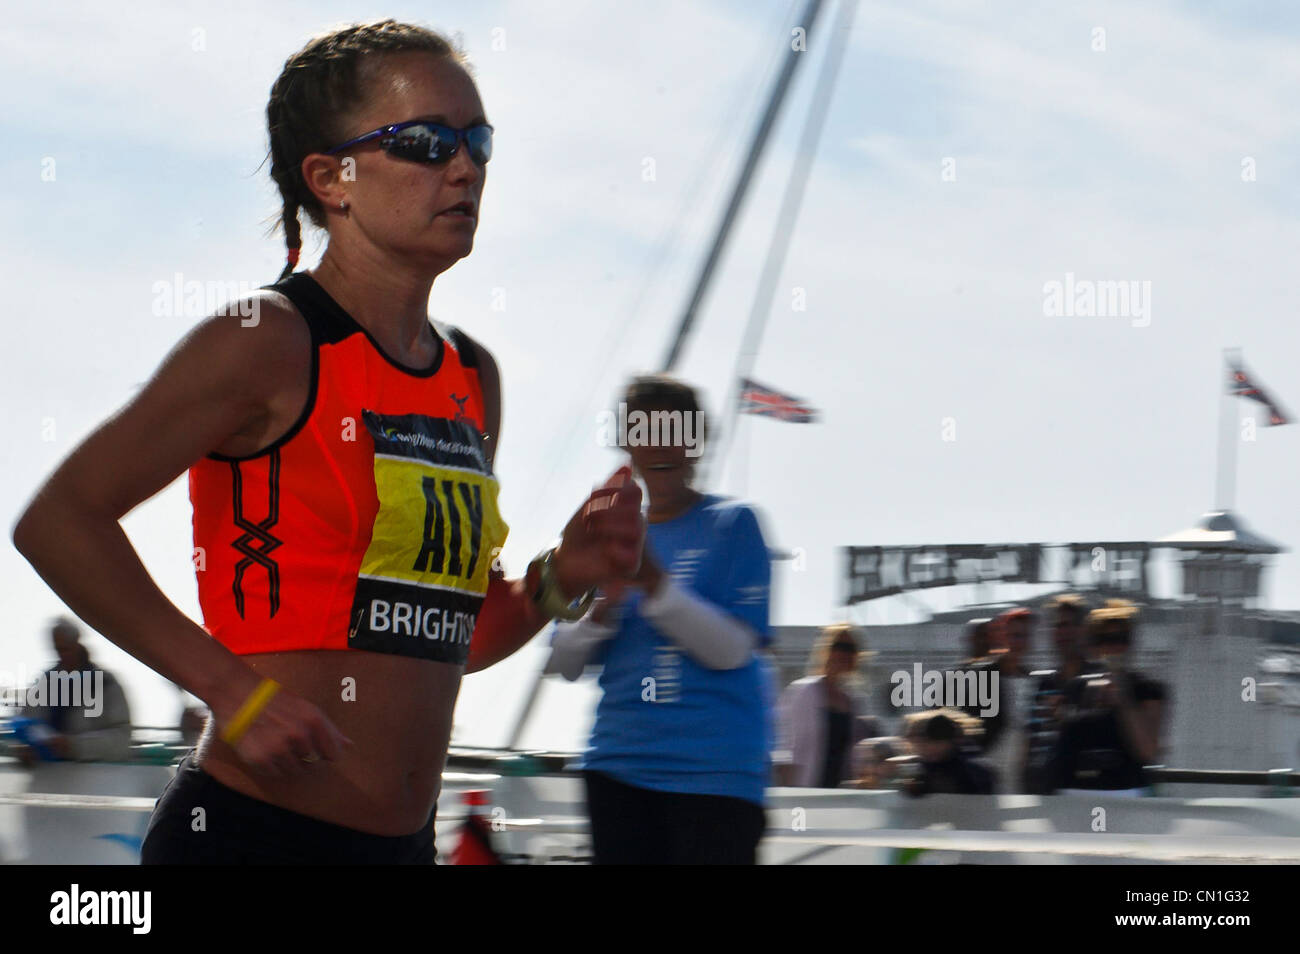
543, 613, 617, 682
464, 472, 644, 673
12, 297, 349, 777
454, 333, 644, 674
629, 503, 771, 670
1084, 670, 1163, 765
1114, 692, 1163, 765
637, 571, 758, 669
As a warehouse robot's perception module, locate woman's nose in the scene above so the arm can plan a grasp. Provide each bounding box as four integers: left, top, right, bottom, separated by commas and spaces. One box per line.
444, 142, 483, 185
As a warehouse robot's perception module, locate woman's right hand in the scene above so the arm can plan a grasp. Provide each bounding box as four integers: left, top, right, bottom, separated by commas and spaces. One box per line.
214, 682, 353, 778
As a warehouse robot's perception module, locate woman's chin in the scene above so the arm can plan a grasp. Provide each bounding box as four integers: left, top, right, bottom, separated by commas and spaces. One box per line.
641, 472, 686, 500
407, 236, 475, 265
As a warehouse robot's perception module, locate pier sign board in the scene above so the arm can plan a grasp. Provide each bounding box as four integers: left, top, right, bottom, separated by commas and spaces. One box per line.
845, 543, 1153, 604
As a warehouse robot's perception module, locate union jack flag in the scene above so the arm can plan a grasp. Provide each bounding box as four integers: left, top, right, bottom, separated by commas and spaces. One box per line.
1227, 358, 1290, 426
739, 378, 818, 423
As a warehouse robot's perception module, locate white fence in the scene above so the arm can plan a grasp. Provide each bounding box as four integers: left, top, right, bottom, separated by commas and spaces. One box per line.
3, 761, 1299, 864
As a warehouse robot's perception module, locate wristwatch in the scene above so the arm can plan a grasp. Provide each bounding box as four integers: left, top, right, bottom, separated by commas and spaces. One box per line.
527, 546, 596, 621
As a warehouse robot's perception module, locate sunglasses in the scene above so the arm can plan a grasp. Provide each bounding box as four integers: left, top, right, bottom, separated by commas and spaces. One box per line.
325, 120, 493, 166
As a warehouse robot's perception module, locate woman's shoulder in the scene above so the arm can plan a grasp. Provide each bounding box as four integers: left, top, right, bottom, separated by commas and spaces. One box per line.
432, 320, 497, 374
184, 281, 310, 349
434, 322, 500, 467
782, 675, 825, 698
168, 286, 311, 394
698, 493, 753, 513
698, 495, 766, 533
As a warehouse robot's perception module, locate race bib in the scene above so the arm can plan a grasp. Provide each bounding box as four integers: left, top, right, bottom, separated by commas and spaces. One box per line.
348, 410, 508, 663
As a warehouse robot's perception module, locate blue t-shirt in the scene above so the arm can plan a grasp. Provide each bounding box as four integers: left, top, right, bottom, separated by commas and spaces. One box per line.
577, 493, 774, 805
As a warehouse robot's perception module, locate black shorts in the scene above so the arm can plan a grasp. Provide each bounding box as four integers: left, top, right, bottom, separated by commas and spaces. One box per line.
583, 770, 766, 865
140, 753, 436, 865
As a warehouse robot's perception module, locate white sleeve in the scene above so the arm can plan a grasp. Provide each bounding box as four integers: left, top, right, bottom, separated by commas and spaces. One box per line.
543, 617, 618, 682
638, 575, 758, 670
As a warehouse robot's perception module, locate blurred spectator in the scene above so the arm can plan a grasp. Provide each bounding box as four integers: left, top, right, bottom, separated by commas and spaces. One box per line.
851, 736, 903, 790
547, 373, 773, 864
1022, 594, 1089, 793
12, 617, 132, 764
955, 608, 1034, 793
952, 618, 994, 726
1053, 600, 1167, 795
777, 624, 883, 787
899, 709, 995, 796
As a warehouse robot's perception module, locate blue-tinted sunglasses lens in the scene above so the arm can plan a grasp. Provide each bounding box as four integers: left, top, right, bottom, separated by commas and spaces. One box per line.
384, 124, 491, 165
465, 125, 492, 164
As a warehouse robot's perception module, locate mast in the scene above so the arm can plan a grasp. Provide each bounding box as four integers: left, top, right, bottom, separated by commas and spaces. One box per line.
660, 0, 829, 373
1214, 346, 1240, 511
707, 0, 859, 490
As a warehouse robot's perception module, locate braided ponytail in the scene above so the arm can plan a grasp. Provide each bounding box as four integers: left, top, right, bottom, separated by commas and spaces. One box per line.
264, 19, 470, 280
278, 199, 302, 280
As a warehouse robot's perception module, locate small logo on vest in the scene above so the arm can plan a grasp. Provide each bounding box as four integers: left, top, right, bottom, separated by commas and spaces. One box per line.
450, 393, 470, 423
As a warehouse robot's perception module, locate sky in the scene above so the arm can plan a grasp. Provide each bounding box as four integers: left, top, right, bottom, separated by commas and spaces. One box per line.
2, 0, 1298, 751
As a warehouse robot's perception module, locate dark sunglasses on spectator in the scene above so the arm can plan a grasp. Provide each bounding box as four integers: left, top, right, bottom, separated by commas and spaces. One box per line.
831, 642, 857, 653
325, 120, 493, 166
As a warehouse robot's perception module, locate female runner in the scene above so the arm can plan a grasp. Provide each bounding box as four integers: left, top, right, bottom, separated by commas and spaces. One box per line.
12, 19, 642, 864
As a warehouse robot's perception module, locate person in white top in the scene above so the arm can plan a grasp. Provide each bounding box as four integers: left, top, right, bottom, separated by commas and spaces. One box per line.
775, 625, 881, 788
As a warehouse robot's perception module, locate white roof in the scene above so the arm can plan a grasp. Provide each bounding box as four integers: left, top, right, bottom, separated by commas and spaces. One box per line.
1158, 510, 1284, 554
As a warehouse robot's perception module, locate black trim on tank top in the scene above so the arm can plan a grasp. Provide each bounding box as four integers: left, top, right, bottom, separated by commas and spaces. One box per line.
446, 326, 477, 368
203, 272, 452, 462
279, 272, 446, 378
206, 277, 322, 463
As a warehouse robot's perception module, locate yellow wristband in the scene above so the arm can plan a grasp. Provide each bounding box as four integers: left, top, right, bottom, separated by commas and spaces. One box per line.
220, 678, 281, 746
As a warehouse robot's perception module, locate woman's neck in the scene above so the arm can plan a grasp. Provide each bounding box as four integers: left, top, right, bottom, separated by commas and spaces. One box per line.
311, 248, 442, 362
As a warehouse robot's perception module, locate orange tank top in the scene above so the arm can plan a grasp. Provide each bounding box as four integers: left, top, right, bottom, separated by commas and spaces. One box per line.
188, 272, 509, 664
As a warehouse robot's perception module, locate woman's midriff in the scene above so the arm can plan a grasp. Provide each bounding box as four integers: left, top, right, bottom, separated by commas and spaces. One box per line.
195, 649, 461, 837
